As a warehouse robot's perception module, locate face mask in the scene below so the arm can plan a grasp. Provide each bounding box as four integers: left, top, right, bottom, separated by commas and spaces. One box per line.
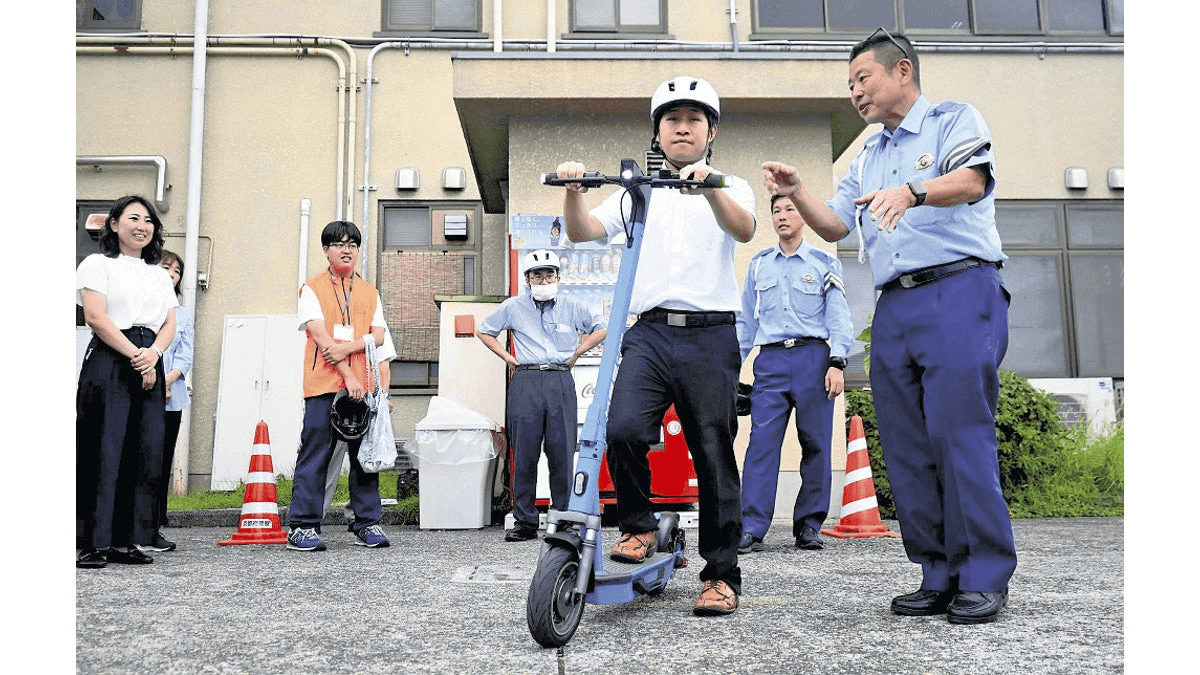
530, 282, 558, 302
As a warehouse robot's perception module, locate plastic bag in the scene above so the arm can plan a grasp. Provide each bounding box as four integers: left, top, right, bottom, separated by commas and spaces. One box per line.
357, 340, 397, 473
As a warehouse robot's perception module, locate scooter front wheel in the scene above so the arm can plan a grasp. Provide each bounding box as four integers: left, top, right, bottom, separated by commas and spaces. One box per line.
526, 546, 586, 648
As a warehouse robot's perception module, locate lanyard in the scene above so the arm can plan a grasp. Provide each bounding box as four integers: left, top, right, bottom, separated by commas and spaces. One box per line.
329, 270, 355, 325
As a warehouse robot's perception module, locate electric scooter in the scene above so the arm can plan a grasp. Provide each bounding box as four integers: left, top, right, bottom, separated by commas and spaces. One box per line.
526, 159, 727, 648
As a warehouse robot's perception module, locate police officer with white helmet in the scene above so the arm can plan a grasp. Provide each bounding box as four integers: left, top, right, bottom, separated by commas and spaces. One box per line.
477, 250, 607, 541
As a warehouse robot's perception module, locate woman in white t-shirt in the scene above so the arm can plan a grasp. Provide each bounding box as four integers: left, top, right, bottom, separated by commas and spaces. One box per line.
76, 195, 178, 569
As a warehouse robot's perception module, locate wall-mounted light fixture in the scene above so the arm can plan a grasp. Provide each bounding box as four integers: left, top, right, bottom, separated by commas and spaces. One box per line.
396, 167, 419, 190
1107, 167, 1124, 190
443, 167, 467, 190
1064, 167, 1088, 190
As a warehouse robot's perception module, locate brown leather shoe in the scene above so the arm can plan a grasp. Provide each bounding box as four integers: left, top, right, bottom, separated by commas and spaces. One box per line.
693, 579, 738, 616
609, 530, 656, 563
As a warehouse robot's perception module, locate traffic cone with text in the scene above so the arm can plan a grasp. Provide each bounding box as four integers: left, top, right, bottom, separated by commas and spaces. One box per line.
821, 414, 901, 539
218, 421, 290, 545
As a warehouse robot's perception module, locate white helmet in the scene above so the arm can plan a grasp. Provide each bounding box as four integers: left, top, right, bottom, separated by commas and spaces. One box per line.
523, 249, 559, 275
650, 76, 721, 127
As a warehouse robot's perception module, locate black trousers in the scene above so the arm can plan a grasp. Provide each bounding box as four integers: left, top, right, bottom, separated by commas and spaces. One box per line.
76, 328, 165, 551
605, 319, 743, 594
157, 409, 182, 528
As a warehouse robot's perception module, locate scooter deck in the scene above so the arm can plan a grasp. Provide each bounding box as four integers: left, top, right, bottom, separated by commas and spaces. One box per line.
588, 548, 687, 605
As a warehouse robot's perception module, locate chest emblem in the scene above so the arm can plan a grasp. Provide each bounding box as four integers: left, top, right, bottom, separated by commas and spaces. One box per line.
915, 153, 934, 170
803, 274, 816, 284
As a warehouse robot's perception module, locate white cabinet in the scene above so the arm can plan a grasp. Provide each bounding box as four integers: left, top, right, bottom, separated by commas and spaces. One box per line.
211, 315, 306, 490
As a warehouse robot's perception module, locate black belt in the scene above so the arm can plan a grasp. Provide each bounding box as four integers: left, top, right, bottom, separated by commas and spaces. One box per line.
882, 257, 1002, 292
638, 308, 735, 328
515, 363, 569, 371
761, 337, 824, 350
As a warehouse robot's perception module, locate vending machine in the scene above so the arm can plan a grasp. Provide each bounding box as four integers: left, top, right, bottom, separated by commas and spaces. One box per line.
507, 213, 699, 512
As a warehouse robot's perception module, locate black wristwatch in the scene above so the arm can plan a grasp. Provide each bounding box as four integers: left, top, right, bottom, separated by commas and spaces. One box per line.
828, 356, 848, 370
907, 180, 927, 207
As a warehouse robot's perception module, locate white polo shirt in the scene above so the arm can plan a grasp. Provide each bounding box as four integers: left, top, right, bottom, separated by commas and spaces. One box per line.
589, 167, 755, 315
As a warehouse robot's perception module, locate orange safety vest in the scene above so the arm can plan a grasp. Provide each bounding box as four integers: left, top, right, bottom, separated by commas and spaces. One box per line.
301, 269, 379, 398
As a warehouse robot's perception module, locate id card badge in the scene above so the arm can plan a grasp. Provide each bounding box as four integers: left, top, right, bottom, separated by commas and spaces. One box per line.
333, 323, 354, 342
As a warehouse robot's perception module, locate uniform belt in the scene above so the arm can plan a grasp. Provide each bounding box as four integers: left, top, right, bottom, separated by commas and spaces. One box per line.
882, 257, 1002, 292
761, 337, 824, 350
638, 308, 735, 328
515, 363, 569, 371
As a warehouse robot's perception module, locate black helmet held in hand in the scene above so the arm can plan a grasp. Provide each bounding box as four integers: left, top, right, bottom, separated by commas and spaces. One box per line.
330, 389, 371, 440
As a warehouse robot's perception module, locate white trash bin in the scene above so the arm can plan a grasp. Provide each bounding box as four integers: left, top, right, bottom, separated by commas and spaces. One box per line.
412, 396, 502, 529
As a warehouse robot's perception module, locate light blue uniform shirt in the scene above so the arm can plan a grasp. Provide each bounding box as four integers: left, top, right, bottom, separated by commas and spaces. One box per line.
477, 290, 605, 365
737, 240, 854, 362
827, 95, 1006, 290
163, 304, 193, 412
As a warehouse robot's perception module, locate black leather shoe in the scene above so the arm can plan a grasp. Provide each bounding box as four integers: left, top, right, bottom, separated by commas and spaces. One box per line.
795, 525, 823, 550
76, 549, 107, 569
504, 522, 538, 542
891, 588, 955, 616
107, 547, 154, 565
737, 532, 764, 554
947, 590, 1007, 624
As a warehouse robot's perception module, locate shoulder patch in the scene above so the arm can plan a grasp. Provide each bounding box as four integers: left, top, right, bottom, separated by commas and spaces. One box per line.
809, 247, 836, 265
931, 100, 969, 116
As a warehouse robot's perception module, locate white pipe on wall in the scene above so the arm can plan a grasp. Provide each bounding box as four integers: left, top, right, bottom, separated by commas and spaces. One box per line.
298, 198, 312, 295
172, 0, 209, 496
494, 0, 503, 53
75, 155, 170, 213
547, 0, 556, 53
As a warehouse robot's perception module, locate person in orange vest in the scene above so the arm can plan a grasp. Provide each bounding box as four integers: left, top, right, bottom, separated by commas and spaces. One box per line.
288, 221, 390, 552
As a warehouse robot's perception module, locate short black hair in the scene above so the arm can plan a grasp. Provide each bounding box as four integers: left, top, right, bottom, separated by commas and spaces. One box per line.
99, 195, 165, 263
850, 30, 921, 90
320, 220, 362, 247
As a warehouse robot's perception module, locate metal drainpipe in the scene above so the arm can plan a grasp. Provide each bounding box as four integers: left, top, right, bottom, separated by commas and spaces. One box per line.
359, 41, 411, 281
729, 0, 740, 53
75, 155, 170, 213
494, 0, 503, 53
172, 0, 209, 497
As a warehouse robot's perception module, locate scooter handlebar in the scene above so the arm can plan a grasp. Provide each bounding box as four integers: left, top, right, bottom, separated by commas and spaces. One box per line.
540, 170, 728, 190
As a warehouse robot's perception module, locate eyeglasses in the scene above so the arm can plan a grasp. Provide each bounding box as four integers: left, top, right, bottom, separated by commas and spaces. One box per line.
867, 26, 913, 63
527, 271, 559, 284
327, 241, 359, 251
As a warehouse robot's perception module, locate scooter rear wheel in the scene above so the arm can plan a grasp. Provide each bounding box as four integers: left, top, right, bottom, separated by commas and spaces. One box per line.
526, 546, 586, 648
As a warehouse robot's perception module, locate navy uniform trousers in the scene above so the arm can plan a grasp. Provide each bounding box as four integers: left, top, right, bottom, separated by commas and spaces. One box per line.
741, 341, 834, 539
289, 392, 382, 532
76, 327, 165, 551
506, 369, 577, 528
870, 264, 1017, 594
606, 319, 743, 595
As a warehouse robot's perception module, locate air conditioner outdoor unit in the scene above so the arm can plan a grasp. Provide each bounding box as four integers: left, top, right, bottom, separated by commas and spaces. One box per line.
1026, 377, 1118, 437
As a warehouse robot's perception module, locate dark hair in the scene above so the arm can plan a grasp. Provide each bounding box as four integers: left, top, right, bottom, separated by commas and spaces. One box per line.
99, 195, 165, 263
320, 220, 362, 247
850, 30, 921, 90
160, 249, 184, 296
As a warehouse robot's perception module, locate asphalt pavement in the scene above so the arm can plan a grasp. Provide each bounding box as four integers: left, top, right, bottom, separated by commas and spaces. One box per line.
70, 513, 1129, 674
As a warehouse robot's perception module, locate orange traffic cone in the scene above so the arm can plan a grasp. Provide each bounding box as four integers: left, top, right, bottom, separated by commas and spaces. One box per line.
218, 421, 290, 545
821, 415, 900, 539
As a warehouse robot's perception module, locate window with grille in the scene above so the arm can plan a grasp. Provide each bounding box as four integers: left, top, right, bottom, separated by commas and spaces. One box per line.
383, 0, 481, 33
